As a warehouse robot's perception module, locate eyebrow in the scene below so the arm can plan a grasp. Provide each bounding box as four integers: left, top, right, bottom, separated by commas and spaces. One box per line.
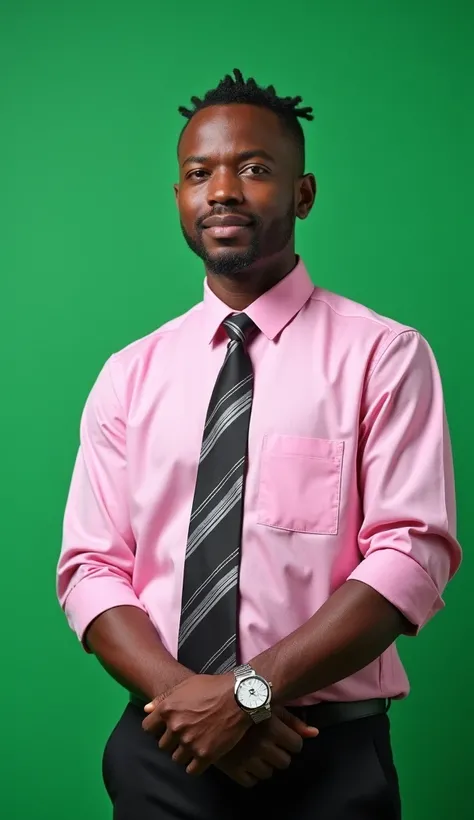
181, 149, 276, 167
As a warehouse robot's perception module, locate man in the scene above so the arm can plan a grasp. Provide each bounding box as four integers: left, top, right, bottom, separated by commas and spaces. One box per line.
57, 68, 461, 819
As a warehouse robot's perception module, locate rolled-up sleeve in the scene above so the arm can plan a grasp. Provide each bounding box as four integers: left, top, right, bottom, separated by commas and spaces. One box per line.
56, 356, 146, 650
349, 330, 462, 632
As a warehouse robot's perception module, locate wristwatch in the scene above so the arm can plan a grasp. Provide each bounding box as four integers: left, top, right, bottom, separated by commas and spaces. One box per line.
233, 663, 272, 723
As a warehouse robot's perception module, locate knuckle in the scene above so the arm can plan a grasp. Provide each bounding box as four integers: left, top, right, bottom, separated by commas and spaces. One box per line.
268, 724, 279, 740
278, 753, 291, 769
180, 732, 193, 746
248, 759, 272, 780
284, 730, 302, 752
274, 725, 288, 742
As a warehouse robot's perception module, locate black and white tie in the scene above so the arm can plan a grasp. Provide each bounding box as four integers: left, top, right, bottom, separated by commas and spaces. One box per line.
177, 313, 258, 674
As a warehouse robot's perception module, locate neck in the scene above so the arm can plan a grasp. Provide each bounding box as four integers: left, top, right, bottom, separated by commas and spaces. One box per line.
205, 251, 298, 311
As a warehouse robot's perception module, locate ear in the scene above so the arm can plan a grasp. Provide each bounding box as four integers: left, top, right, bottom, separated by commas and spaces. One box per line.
173, 183, 179, 207
296, 173, 316, 220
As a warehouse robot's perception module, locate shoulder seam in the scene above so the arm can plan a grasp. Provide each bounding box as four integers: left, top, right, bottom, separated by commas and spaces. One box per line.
308, 293, 399, 333
367, 329, 419, 381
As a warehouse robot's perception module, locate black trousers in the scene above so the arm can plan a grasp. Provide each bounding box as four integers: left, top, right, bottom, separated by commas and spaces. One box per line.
102, 702, 402, 819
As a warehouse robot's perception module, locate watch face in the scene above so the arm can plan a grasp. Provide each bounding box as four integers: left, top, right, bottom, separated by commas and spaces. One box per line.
237, 676, 269, 710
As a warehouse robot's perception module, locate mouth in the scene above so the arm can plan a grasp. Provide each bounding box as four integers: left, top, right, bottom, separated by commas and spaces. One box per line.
201, 213, 254, 240
203, 224, 253, 239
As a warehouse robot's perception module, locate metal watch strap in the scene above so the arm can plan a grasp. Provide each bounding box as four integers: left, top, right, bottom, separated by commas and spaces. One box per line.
248, 706, 271, 723
234, 663, 253, 678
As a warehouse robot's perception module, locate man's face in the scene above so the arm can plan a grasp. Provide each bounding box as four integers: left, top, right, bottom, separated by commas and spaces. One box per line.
175, 104, 308, 276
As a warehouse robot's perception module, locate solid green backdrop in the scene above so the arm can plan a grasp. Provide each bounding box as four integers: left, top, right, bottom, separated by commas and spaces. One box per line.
1, 1, 473, 818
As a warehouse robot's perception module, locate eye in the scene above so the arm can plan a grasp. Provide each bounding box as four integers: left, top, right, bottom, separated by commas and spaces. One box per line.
242, 165, 268, 176
186, 169, 209, 180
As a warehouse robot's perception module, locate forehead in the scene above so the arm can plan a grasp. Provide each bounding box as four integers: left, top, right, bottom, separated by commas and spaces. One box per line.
178, 104, 290, 162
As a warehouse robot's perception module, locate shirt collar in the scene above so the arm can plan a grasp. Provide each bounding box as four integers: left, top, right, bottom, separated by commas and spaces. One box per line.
202, 257, 315, 344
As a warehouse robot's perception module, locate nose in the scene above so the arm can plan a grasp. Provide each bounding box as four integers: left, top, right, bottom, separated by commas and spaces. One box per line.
207, 168, 244, 206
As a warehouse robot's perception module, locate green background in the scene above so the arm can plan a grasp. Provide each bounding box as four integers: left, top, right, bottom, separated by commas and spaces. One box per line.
2, 1, 473, 817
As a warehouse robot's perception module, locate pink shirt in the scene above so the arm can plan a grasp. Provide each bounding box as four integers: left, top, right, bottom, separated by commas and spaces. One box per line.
57, 259, 461, 704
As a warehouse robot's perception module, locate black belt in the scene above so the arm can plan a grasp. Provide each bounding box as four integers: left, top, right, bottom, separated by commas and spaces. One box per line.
287, 698, 390, 730
130, 694, 389, 730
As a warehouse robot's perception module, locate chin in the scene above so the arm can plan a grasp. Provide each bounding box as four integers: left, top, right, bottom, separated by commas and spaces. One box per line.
204, 247, 259, 276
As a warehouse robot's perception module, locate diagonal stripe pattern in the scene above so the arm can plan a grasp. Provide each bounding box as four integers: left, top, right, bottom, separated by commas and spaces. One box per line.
177, 313, 258, 673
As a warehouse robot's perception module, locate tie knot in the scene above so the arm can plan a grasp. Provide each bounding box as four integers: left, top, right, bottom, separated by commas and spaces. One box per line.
223, 313, 258, 345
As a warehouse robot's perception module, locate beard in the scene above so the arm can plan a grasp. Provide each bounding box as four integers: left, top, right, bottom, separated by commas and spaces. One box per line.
180, 201, 296, 277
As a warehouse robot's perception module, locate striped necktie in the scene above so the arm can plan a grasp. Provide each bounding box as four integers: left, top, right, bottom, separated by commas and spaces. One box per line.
177, 313, 258, 674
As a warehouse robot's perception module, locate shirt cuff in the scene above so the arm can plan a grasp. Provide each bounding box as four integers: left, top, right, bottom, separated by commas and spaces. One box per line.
63, 575, 147, 652
348, 548, 444, 633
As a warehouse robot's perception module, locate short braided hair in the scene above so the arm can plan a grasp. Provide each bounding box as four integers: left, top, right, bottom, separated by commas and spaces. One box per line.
178, 68, 313, 173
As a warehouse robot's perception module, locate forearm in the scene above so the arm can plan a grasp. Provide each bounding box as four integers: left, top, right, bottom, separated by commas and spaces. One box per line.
251, 580, 409, 704
85, 605, 194, 701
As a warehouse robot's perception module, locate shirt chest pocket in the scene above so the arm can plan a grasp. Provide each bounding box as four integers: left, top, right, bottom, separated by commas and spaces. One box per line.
256, 434, 344, 534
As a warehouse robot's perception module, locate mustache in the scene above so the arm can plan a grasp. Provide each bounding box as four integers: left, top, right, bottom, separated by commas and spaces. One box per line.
196, 208, 260, 230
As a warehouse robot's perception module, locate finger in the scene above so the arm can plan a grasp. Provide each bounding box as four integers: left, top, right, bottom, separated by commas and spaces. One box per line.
229, 770, 258, 789
279, 709, 319, 738
158, 727, 180, 754
142, 712, 166, 735
238, 773, 258, 789
217, 761, 257, 788
186, 756, 212, 777
172, 745, 194, 766
144, 692, 168, 713
246, 758, 274, 780
259, 742, 291, 770
273, 723, 304, 754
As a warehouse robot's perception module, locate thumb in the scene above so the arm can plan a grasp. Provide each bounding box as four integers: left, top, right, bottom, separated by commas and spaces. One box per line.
143, 692, 167, 713
279, 707, 319, 738
143, 700, 156, 713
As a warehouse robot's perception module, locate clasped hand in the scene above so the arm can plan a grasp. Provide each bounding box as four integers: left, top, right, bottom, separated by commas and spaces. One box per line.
142, 674, 318, 785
